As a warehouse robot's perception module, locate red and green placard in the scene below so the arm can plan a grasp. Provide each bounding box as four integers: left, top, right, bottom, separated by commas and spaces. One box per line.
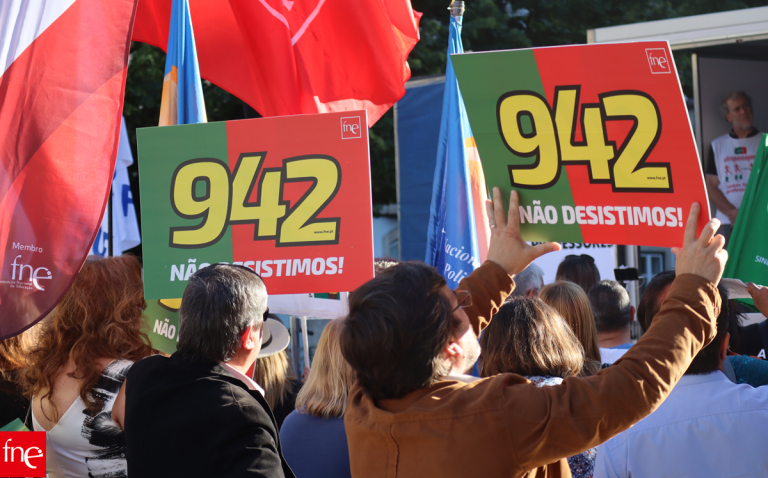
452, 42, 709, 247
138, 112, 374, 300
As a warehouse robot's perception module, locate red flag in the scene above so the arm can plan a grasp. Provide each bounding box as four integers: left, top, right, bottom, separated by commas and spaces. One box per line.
0, 0, 137, 338
133, 0, 421, 125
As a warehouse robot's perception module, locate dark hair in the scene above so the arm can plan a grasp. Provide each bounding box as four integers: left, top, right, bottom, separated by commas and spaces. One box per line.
177, 263, 267, 363
637, 270, 676, 332
340, 261, 457, 400
556, 254, 600, 293
637, 271, 730, 375
480, 297, 583, 378
588, 280, 632, 333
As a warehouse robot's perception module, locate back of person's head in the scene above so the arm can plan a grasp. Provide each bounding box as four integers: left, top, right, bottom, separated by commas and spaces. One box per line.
555, 254, 600, 293
637, 270, 676, 332
508, 264, 544, 299
588, 280, 632, 334
340, 261, 458, 400
296, 318, 355, 418
22, 255, 151, 418
253, 348, 294, 410
374, 257, 401, 276
638, 270, 731, 375
480, 297, 583, 378
177, 263, 267, 363
539, 281, 602, 375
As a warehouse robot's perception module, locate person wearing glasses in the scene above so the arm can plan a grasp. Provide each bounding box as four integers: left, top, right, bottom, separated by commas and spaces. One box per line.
112, 263, 295, 478
340, 189, 727, 478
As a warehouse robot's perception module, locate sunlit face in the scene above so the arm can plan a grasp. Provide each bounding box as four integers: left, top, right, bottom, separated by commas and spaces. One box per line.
725, 96, 753, 131
441, 286, 481, 374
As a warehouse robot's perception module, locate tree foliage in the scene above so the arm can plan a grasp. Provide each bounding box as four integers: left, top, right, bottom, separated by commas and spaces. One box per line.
123, 0, 768, 241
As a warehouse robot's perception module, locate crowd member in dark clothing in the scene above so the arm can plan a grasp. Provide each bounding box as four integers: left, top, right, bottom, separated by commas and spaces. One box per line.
253, 347, 301, 429
114, 264, 295, 478
0, 328, 37, 429
281, 319, 355, 478
735, 282, 768, 360
555, 254, 600, 293
638, 271, 768, 386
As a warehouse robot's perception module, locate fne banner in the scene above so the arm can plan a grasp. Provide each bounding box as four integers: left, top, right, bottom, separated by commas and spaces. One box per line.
452, 42, 709, 247
138, 112, 374, 300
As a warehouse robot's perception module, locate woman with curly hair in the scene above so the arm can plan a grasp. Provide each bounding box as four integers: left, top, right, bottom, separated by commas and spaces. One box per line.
480, 297, 597, 478
21, 255, 152, 478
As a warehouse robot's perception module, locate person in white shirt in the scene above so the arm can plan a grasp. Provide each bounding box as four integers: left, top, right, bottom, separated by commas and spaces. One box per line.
588, 280, 635, 364
705, 91, 761, 247
594, 290, 768, 478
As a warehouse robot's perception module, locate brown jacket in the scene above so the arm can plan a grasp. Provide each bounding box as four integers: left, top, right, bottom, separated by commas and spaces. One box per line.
344, 261, 721, 478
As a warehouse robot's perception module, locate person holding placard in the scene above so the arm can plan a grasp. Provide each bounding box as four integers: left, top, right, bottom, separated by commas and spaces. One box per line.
340, 189, 725, 478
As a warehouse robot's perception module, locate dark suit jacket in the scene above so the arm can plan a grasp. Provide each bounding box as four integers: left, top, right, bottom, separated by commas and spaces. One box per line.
124, 353, 295, 478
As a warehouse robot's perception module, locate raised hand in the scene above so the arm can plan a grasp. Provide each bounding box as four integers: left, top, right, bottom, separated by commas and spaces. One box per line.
485, 188, 561, 276
671, 202, 728, 285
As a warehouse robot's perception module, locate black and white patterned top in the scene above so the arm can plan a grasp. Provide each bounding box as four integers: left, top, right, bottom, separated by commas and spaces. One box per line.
32, 359, 132, 478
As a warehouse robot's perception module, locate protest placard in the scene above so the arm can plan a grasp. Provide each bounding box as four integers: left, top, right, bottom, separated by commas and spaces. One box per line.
144, 293, 348, 355
138, 112, 374, 300
452, 42, 709, 247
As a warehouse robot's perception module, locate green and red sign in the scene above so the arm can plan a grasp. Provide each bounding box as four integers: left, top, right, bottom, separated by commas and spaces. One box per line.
138, 112, 374, 300
452, 42, 709, 247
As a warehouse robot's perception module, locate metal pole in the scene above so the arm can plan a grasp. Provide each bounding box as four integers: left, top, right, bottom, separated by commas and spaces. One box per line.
301, 316, 311, 370
108, 185, 114, 257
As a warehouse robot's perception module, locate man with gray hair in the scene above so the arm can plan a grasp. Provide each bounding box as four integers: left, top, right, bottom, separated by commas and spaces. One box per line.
506, 263, 544, 299
115, 264, 295, 478
705, 90, 760, 246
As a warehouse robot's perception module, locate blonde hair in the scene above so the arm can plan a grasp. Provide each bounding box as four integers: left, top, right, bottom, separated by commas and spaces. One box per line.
540, 281, 602, 376
0, 325, 40, 380
296, 319, 355, 418
253, 350, 295, 410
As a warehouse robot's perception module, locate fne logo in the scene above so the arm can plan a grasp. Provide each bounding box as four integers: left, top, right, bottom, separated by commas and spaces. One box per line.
645, 48, 671, 74
340, 116, 362, 139
735, 146, 747, 154
0, 432, 46, 477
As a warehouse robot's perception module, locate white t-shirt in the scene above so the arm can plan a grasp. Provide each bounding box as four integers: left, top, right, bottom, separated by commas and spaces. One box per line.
709, 133, 761, 224
32, 360, 132, 478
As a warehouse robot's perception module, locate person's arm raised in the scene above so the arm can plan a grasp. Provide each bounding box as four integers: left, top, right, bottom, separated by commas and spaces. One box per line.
509, 202, 726, 471
458, 188, 561, 335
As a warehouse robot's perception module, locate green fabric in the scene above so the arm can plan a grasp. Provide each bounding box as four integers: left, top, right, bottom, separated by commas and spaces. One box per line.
723, 133, 768, 296
0, 418, 29, 431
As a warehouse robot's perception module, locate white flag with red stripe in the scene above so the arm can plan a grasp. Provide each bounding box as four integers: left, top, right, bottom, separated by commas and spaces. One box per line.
0, 0, 138, 338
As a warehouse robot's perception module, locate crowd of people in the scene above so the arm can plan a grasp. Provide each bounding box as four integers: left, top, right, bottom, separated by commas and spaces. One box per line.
2, 189, 768, 478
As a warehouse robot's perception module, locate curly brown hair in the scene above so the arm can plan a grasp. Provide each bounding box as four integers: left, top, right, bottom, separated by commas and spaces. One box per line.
21, 255, 152, 419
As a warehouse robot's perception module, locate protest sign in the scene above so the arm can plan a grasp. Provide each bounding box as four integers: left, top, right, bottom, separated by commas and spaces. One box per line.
723, 133, 768, 296
138, 112, 374, 300
452, 42, 709, 247
145, 293, 347, 355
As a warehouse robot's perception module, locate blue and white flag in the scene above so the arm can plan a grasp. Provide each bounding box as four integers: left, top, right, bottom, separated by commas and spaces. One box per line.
92, 117, 141, 256
425, 14, 489, 286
